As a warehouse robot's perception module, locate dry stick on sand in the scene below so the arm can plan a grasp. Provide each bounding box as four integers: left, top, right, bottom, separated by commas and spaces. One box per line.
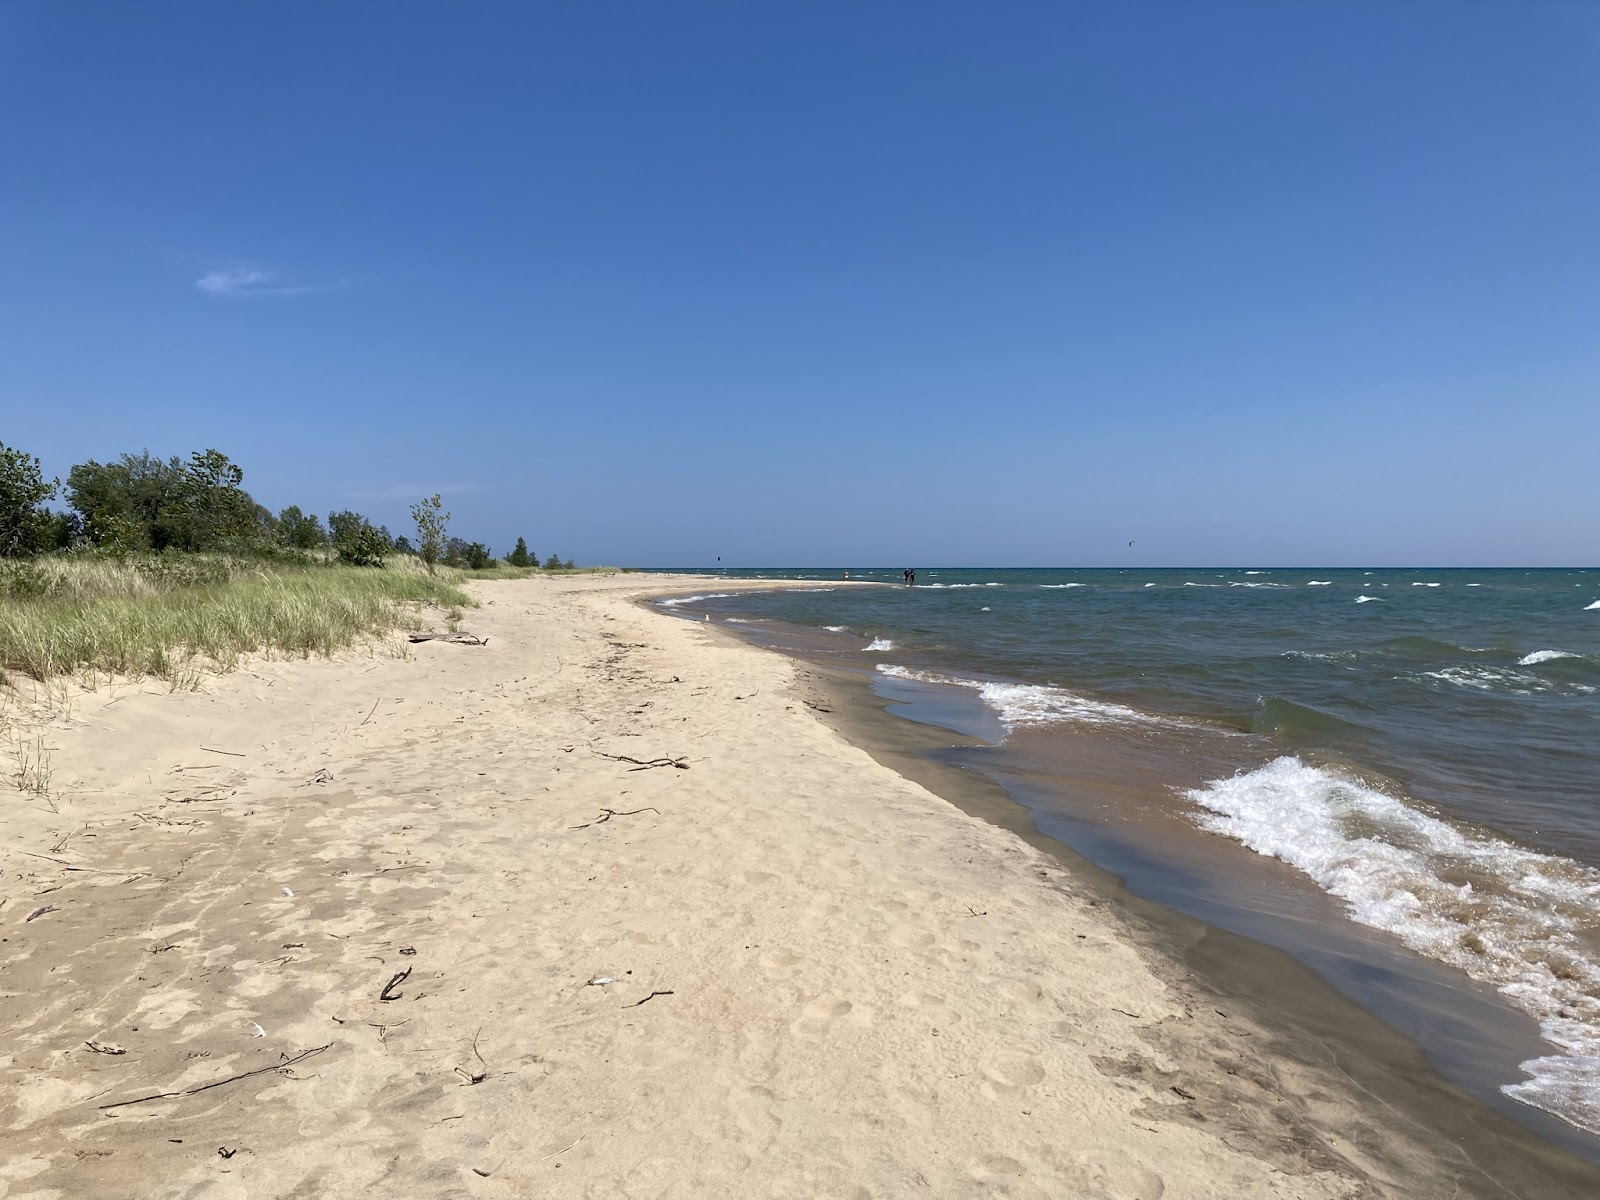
591, 752, 690, 771
98, 1043, 333, 1110
200, 746, 246, 757
627, 990, 674, 1008
571, 807, 660, 829
379, 966, 413, 1002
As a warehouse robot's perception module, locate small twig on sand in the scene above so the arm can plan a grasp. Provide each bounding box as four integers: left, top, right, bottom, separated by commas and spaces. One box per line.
359, 700, 380, 726
20, 852, 146, 880
98, 1043, 333, 1109
541, 1135, 584, 1160
200, 746, 246, 757
571, 807, 660, 829
456, 1029, 489, 1085
25, 905, 57, 922
627, 990, 674, 1008
591, 752, 689, 771
379, 967, 413, 1002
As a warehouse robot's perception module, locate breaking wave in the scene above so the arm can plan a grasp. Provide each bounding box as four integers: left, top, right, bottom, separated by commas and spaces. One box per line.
656, 592, 733, 607
874, 665, 1171, 730
1187, 757, 1600, 1136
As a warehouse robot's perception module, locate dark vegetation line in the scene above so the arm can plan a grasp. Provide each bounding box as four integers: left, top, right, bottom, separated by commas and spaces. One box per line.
0, 441, 571, 571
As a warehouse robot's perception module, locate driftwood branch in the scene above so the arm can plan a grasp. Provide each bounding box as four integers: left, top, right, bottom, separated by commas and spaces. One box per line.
407, 632, 489, 646
571, 807, 660, 829
98, 1043, 333, 1109
591, 752, 689, 771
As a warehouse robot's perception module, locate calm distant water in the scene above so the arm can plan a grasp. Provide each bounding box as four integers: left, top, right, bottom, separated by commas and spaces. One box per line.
650, 566, 1600, 1135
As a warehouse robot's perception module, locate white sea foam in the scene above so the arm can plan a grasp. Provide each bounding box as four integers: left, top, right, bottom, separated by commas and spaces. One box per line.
980, 606, 991, 611
923, 582, 1000, 589
1230, 581, 1290, 589
656, 592, 733, 607
874, 665, 1168, 730
1417, 666, 1593, 696
1144, 583, 1157, 588
864, 637, 894, 651
1040, 583, 1087, 589
823, 625, 849, 633
1245, 570, 1265, 575
1183, 582, 1224, 588
1519, 650, 1582, 666
1187, 757, 1600, 1136
1586, 601, 1600, 611
1355, 596, 1380, 604
1412, 582, 1443, 588
1307, 580, 1333, 586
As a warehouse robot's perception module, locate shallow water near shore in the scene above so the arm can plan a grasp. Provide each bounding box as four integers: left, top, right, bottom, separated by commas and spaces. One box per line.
650, 566, 1600, 1156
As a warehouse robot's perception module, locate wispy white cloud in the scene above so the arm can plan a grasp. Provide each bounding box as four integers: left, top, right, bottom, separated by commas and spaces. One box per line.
194, 266, 343, 298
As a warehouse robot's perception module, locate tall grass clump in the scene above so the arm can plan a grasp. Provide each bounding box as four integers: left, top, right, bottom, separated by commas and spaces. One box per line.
0, 553, 471, 684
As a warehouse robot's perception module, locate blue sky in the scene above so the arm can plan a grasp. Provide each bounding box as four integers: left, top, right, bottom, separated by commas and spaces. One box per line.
2, 1, 1596, 566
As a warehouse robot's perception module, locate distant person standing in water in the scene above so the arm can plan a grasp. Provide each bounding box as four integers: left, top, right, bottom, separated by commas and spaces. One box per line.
910, 569, 916, 586
902, 568, 911, 586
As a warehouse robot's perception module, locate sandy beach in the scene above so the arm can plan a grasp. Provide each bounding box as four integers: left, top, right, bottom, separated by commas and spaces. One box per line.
3, 575, 1596, 1199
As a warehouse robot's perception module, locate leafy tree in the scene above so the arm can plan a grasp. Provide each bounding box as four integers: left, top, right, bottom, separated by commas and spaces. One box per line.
410, 494, 450, 575
276, 505, 328, 550
175, 449, 255, 549
463, 541, 494, 570
442, 536, 467, 568
506, 536, 532, 568
542, 553, 563, 570
393, 534, 415, 555
327, 509, 388, 566
66, 448, 261, 552
0, 442, 59, 558
66, 452, 183, 551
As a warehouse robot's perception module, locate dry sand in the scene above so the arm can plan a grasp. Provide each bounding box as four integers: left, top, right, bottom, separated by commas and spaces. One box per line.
0, 575, 1592, 1198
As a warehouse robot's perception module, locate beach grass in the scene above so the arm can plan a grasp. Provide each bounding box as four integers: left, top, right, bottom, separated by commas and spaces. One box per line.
0, 553, 473, 685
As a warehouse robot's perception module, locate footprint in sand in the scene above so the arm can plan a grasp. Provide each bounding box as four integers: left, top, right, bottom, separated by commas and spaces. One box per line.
789, 995, 868, 1037
982, 1053, 1046, 1096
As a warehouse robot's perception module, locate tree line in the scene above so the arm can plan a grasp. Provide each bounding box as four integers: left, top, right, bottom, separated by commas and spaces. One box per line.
0, 442, 571, 571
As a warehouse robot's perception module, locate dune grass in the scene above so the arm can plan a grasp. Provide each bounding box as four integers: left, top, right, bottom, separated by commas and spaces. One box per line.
0, 553, 472, 685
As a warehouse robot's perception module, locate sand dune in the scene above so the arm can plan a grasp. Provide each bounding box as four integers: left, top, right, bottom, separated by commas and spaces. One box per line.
0, 576, 1591, 1197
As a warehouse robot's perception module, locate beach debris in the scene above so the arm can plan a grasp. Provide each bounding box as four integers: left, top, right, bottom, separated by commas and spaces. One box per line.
627, 990, 674, 1008
473, 1168, 491, 1177
311, 768, 333, 785
359, 699, 381, 726
24, 904, 57, 922
455, 1027, 489, 1085
85, 1040, 126, 1055
98, 1042, 333, 1109
379, 966, 413, 1001
251, 1023, 266, 1038
585, 976, 618, 987
407, 631, 489, 646
399, 946, 417, 956
218, 1146, 237, 1159
591, 751, 689, 771
281, 886, 294, 897
542, 1136, 584, 1160
965, 906, 988, 917
200, 746, 246, 757
571, 807, 661, 829
1171, 1084, 1196, 1101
